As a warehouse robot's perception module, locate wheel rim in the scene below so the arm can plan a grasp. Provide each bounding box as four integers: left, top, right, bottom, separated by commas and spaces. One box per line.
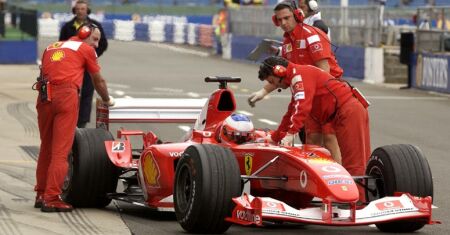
63, 151, 74, 192
367, 166, 385, 201
176, 164, 193, 212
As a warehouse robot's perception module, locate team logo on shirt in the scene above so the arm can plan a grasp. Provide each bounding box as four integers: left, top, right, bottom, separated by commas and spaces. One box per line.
284, 43, 292, 53
310, 43, 323, 53
294, 82, 304, 92
51, 50, 65, 62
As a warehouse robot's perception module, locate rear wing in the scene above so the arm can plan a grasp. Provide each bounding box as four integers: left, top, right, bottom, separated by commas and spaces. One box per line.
96, 98, 207, 129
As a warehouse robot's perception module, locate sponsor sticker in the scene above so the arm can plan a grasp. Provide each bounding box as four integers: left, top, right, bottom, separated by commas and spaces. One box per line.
310, 43, 323, 53
296, 39, 306, 49
327, 179, 353, 185
294, 91, 305, 101
321, 165, 341, 173
341, 186, 348, 191
322, 174, 352, 179
111, 141, 126, 153
294, 82, 304, 92
244, 153, 253, 176
169, 151, 183, 157
264, 201, 285, 211
51, 50, 65, 62
307, 35, 320, 44
236, 210, 261, 224
309, 157, 334, 164
300, 170, 307, 188
144, 152, 160, 187
375, 200, 403, 211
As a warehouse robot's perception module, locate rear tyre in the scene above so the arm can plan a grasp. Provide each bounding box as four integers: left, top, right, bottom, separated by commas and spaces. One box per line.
174, 144, 241, 234
366, 144, 433, 233
62, 128, 120, 207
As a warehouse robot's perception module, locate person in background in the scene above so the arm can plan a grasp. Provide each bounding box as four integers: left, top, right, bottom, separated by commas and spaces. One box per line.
248, 1, 344, 164
298, 0, 330, 37
59, 0, 108, 128
34, 24, 114, 212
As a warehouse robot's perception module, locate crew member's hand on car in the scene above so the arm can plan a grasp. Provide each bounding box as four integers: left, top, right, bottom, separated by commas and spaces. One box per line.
280, 133, 295, 147
104, 95, 115, 106
248, 88, 269, 107
264, 134, 275, 144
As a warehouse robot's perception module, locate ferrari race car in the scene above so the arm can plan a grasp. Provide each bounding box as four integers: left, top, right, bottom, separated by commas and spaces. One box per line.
62, 77, 438, 233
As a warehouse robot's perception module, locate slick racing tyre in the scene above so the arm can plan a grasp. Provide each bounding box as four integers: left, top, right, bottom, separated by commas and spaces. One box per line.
62, 128, 120, 207
366, 144, 433, 233
174, 144, 241, 234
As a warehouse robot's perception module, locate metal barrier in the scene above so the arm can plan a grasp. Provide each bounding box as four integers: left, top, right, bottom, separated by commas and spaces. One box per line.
228, 5, 383, 46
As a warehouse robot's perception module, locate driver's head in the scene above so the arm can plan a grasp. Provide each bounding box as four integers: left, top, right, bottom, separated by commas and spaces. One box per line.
220, 113, 255, 144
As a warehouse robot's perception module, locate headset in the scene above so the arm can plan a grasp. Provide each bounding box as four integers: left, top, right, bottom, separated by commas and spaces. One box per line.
306, 0, 319, 13
77, 23, 98, 39
72, 0, 91, 15
262, 61, 287, 78
272, 0, 304, 27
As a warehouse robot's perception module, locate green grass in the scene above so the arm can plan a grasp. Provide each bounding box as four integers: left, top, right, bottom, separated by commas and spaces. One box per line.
0, 25, 35, 41
15, 3, 219, 15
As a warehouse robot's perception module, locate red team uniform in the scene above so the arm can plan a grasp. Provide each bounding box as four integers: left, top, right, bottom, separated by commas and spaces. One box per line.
271, 62, 371, 182
35, 37, 100, 204
281, 23, 343, 135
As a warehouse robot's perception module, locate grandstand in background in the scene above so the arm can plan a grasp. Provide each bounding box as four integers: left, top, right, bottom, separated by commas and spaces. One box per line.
14, 0, 450, 8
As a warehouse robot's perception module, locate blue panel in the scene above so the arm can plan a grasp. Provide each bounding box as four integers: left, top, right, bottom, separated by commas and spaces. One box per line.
335, 46, 365, 79
101, 20, 115, 40
134, 23, 149, 41
104, 13, 132, 21
186, 16, 213, 24
165, 23, 174, 43
0, 41, 37, 64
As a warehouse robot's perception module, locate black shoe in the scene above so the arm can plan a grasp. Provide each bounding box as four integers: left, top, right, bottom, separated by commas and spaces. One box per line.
77, 122, 87, 128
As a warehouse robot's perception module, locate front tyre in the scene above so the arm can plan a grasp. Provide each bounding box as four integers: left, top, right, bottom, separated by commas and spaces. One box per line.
366, 144, 433, 233
174, 144, 241, 234
62, 128, 120, 207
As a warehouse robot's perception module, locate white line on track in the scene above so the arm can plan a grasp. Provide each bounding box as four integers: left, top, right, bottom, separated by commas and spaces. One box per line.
124, 95, 133, 99
152, 87, 184, 93
108, 83, 130, 89
149, 43, 209, 57
187, 92, 200, 98
178, 125, 191, 132
258, 119, 278, 126
114, 90, 125, 96
236, 110, 254, 116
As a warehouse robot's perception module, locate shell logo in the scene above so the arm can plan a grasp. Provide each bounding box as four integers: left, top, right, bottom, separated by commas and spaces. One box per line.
51, 50, 65, 62
309, 157, 333, 164
143, 152, 160, 187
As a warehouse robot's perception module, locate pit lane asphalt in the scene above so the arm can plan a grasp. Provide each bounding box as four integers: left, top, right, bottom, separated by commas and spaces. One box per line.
0, 38, 448, 234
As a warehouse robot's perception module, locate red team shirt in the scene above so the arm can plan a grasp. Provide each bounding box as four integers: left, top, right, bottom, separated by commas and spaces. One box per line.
41, 36, 100, 89
281, 23, 343, 79
271, 62, 352, 142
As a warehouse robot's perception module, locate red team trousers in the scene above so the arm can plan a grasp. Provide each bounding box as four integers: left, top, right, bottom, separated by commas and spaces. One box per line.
35, 85, 79, 199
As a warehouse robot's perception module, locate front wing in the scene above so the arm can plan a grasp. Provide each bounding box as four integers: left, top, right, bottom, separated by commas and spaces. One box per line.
227, 193, 436, 226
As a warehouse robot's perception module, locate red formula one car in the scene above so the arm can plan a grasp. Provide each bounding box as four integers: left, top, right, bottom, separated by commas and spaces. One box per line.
63, 77, 437, 233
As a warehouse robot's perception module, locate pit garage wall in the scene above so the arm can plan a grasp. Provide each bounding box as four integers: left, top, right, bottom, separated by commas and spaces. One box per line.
411, 53, 450, 93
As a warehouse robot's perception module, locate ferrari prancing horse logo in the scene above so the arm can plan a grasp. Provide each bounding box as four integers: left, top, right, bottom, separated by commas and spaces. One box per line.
244, 153, 253, 176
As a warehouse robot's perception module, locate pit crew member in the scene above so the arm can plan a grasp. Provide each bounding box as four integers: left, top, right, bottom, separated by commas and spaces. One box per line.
257, 56, 370, 200
34, 24, 114, 212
